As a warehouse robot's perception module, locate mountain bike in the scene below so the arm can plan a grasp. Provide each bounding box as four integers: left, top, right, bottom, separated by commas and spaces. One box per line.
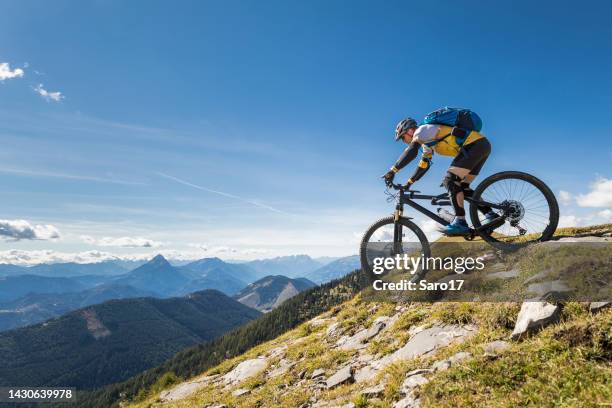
359, 171, 559, 282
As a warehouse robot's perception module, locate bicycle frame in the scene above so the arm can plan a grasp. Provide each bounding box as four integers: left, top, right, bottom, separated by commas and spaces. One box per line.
392, 188, 508, 231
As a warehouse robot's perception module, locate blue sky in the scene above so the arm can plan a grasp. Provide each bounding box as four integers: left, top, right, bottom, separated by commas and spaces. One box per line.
0, 0, 610, 263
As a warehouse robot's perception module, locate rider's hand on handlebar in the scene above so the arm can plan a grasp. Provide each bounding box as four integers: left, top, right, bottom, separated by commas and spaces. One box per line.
403, 179, 414, 189
382, 170, 395, 187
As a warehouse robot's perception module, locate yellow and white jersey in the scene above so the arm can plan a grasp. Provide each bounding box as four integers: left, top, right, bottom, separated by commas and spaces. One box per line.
413, 124, 485, 158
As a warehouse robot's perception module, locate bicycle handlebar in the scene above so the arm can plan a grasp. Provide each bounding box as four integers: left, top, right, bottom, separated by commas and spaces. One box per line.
387, 182, 420, 193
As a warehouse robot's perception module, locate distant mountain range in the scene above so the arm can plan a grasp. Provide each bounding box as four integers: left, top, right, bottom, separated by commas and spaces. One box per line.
0, 289, 261, 390
0, 284, 155, 331
308, 255, 361, 284
0, 254, 360, 332
244, 255, 324, 279
234, 275, 317, 312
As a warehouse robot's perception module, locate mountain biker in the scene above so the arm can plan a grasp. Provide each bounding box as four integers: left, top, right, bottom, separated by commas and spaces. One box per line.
383, 117, 497, 235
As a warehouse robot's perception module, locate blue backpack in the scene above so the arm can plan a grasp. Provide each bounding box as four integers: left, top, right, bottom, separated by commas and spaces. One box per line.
423, 107, 483, 132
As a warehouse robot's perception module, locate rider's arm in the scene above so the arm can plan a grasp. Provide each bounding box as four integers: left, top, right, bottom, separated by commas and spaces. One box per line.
389, 142, 420, 174
406, 152, 433, 184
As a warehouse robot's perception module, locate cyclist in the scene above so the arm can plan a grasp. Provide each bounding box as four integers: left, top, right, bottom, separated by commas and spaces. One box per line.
383, 117, 496, 235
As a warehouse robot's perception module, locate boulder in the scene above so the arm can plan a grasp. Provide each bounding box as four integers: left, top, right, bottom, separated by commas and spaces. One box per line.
326, 365, 354, 389
223, 357, 267, 384
511, 301, 561, 340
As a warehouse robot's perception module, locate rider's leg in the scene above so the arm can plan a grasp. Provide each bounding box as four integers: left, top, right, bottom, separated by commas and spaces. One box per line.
444, 167, 470, 219
441, 169, 471, 235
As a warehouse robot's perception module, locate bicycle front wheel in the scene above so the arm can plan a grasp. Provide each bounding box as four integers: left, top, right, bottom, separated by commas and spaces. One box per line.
359, 216, 431, 283
470, 171, 559, 246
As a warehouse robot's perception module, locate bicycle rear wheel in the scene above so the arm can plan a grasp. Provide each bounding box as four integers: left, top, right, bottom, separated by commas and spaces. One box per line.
470, 171, 559, 246
360, 216, 431, 283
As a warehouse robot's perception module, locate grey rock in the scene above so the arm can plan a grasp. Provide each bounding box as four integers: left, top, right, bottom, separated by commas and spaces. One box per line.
232, 388, 250, 397
400, 374, 428, 393
431, 359, 451, 372
311, 368, 326, 379
511, 301, 561, 340
486, 269, 519, 280
354, 365, 379, 383
377, 324, 475, 367
527, 280, 570, 296
338, 319, 386, 350
360, 383, 385, 397
267, 359, 295, 378
590, 301, 610, 313
204, 405, 228, 408
523, 269, 551, 284
223, 357, 267, 384
326, 322, 341, 337
335, 403, 356, 408
326, 365, 354, 388
406, 368, 432, 376
298, 369, 307, 379
393, 393, 421, 408
159, 375, 218, 402
448, 351, 472, 364
483, 340, 511, 356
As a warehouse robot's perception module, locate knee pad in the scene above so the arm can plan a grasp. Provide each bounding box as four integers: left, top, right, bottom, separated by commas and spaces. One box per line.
442, 172, 462, 194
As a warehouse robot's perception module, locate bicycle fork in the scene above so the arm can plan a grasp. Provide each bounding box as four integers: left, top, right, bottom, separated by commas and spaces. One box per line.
393, 203, 403, 253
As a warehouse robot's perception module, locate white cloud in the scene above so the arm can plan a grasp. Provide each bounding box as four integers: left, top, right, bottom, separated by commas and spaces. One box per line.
576, 178, 612, 208
188, 243, 268, 256
33, 83, 64, 102
558, 215, 581, 228
0, 62, 24, 81
559, 190, 573, 205
597, 209, 612, 221
81, 235, 163, 248
0, 248, 243, 266
420, 219, 442, 241
0, 219, 60, 240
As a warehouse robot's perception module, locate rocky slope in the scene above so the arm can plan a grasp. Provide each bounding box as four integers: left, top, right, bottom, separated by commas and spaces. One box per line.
121, 226, 611, 407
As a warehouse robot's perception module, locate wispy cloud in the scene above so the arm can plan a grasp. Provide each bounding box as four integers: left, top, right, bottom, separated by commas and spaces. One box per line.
33, 83, 64, 102
81, 235, 163, 248
0, 62, 24, 81
0, 166, 147, 186
157, 172, 291, 215
0, 219, 60, 241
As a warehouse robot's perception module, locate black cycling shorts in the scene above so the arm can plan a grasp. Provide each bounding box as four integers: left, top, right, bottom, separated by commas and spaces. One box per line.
450, 137, 491, 175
